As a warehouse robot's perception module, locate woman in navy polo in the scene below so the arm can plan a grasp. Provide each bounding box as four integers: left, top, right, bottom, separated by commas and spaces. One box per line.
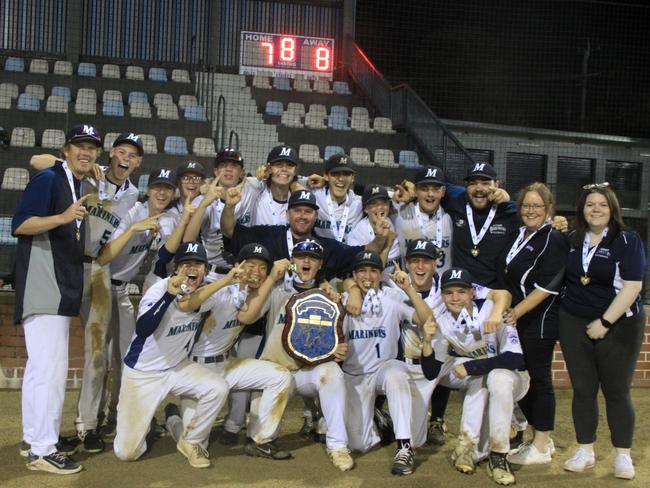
559, 183, 646, 480
497, 182, 568, 467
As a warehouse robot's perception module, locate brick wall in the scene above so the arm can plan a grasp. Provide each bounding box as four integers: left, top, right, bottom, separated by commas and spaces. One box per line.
2, 291, 650, 388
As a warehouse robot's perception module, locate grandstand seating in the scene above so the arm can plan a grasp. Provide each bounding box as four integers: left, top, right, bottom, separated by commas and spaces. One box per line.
140, 134, 158, 154
164, 136, 188, 155
0, 217, 17, 245
314, 79, 332, 94
42, 129, 65, 149
0, 95, 10, 110
17, 94, 40, 112
130, 101, 152, 118
4, 57, 25, 72
0, 83, 19, 99
1, 167, 29, 190
299, 144, 322, 164
25, 85, 45, 100
305, 112, 326, 129
128, 91, 149, 104
103, 100, 125, 117
78, 62, 96, 77
351, 107, 371, 132
193, 138, 217, 157
51, 86, 71, 101
350, 147, 374, 167
157, 104, 180, 120
126, 66, 145, 80
102, 64, 121, 78
103, 90, 123, 103
374, 117, 396, 134
171, 69, 191, 83
10, 128, 35, 147
273, 78, 292, 91
328, 105, 350, 130
374, 149, 397, 168
333, 81, 352, 95
29, 59, 49, 74
178, 95, 198, 109
287, 102, 305, 117
293, 76, 311, 92
399, 150, 419, 168
75, 88, 97, 115
53, 60, 73, 76
45, 95, 69, 114
137, 174, 149, 197
153, 93, 174, 107
253, 75, 272, 89
149, 68, 168, 82
265, 101, 284, 116
324, 145, 345, 160
184, 105, 207, 122
281, 111, 303, 128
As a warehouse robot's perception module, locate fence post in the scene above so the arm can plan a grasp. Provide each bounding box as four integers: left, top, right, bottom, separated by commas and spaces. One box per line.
65, 0, 83, 63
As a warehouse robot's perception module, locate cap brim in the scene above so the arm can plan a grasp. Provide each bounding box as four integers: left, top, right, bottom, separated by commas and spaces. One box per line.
327, 166, 356, 174
69, 136, 102, 147
441, 280, 472, 288
416, 179, 445, 185
464, 173, 494, 181
114, 139, 143, 155
354, 260, 383, 271
148, 178, 177, 188
175, 256, 208, 265
363, 194, 390, 206
293, 250, 323, 259
406, 250, 438, 260
268, 156, 298, 165
288, 202, 319, 210
216, 157, 243, 166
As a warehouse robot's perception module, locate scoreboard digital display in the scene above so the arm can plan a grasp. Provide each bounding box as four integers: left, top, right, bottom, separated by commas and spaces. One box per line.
239, 31, 334, 80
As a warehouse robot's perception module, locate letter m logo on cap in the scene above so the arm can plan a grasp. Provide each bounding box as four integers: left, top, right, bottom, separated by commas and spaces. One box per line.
363, 252, 372, 260
299, 191, 311, 200
473, 163, 485, 172
253, 245, 263, 253
187, 162, 197, 168
450, 270, 463, 279
83, 125, 95, 135
280, 147, 292, 157
414, 241, 427, 250
159, 169, 171, 178
372, 186, 380, 194
425, 168, 437, 178
126, 133, 139, 142
187, 243, 198, 253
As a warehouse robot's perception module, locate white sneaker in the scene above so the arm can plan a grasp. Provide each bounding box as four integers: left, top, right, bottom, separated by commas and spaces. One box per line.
507, 441, 552, 465
177, 439, 211, 468
563, 448, 595, 472
549, 438, 556, 456
327, 447, 354, 471
614, 454, 635, 480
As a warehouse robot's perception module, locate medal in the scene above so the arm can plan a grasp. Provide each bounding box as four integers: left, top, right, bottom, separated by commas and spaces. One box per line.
471, 246, 479, 257
76, 229, 81, 241
580, 275, 590, 286
466, 203, 497, 259
581, 227, 608, 287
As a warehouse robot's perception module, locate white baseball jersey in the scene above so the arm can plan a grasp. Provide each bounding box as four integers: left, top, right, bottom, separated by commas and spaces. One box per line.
109, 201, 176, 282
250, 185, 289, 226
392, 202, 453, 273
258, 285, 302, 371
312, 188, 363, 242
123, 278, 217, 372
346, 216, 401, 262
341, 287, 414, 375
192, 286, 243, 357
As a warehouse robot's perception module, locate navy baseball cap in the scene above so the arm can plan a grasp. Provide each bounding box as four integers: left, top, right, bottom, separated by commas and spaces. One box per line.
353, 250, 384, 271
113, 132, 144, 156
292, 238, 324, 259
465, 162, 497, 181
362, 185, 390, 207
176, 160, 207, 179
215, 147, 244, 167
175, 241, 208, 265
325, 154, 355, 174
237, 243, 272, 267
288, 190, 319, 210
441, 268, 474, 288
65, 124, 102, 147
148, 167, 177, 189
406, 239, 441, 260
415, 166, 445, 186
267, 145, 300, 166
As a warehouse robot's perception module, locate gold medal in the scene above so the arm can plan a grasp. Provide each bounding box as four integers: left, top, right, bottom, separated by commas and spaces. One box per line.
580, 275, 590, 286
471, 247, 479, 257
76, 229, 81, 241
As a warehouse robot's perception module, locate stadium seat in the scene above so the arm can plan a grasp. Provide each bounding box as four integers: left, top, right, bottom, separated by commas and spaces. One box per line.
399, 150, 419, 168
305, 112, 326, 129
78, 62, 96, 77
0, 217, 18, 245
125, 66, 144, 80
45, 95, 69, 113
29, 59, 49, 74
178, 95, 198, 109
102, 90, 123, 103
1, 168, 30, 190
184, 105, 207, 121
272, 77, 291, 91
4, 57, 25, 72
324, 145, 345, 160
281, 112, 303, 128
164, 136, 188, 155
51, 86, 71, 101
171, 69, 190, 83
75, 88, 97, 115
128, 91, 148, 104
149, 67, 167, 82
101, 64, 120, 78
25, 84, 45, 100
293, 76, 311, 92
328, 112, 350, 131
193, 138, 217, 157
331, 105, 349, 118
333, 81, 352, 95
153, 93, 173, 107
137, 174, 149, 197
17, 93, 40, 112
130, 101, 152, 118
42, 129, 66, 149
373, 117, 395, 134
374, 149, 397, 168
103, 100, 125, 117
308, 104, 327, 117
10, 128, 35, 147
351, 107, 371, 132
253, 74, 271, 89
265, 101, 284, 116
314, 79, 331, 94
350, 147, 374, 167
287, 102, 305, 117
103, 133, 119, 151
157, 104, 179, 120
299, 144, 322, 164
53, 60, 73, 75
0, 83, 19, 99
0, 95, 10, 110
139, 134, 158, 154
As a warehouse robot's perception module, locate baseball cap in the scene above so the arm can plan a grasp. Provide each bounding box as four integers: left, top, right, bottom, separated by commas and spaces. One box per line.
406, 239, 441, 260
112, 132, 144, 156
148, 167, 177, 189
464, 162, 497, 181
267, 145, 300, 166
440, 268, 474, 288
215, 147, 244, 167
415, 166, 445, 186
175, 241, 208, 265
288, 190, 319, 210
353, 250, 384, 271
176, 160, 207, 179
65, 124, 102, 147
292, 238, 324, 259
325, 154, 355, 174
362, 185, 390, 208
237, 243, 272, 267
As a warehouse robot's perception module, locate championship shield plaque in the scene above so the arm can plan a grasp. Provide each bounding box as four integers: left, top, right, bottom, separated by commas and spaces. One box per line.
283, 289, 345, 366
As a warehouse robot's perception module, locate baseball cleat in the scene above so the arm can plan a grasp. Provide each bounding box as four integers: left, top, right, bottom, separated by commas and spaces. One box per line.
99, 422, 117, 442
391, 442, 414, 476
427, 417, 447, 446
26, 451, 83, 475
244, 440, 293, 460
79, 430, 104, 453
563, 448, 595, 472
509, 429, 524, 450
373, 407, 395, 446
613, 454, 635, 480
20, 436, 81, 458
451, 442, 476, 474
487, 452, 516, 485
507, 441, 551, 465
164, 402, 181, 421
299, 416, 314, 438
327, 447, 354, 471
218, 430, 239, 446
177, 438, 211, 468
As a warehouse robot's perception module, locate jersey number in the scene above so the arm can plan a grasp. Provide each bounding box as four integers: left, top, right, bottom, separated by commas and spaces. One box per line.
437, 251, 446, 268
375, 344, 381, 358
99, 229, 112, 247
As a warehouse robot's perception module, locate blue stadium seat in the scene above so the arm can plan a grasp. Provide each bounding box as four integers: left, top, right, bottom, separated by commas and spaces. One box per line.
17, 93, 40, 112
78, 62, 96, 77
4, 57, 25, 72
331, 105, 349, 117
399, 150, 419, 168
103, 100, 124, 117
333, 81, 352, 95
265, 101, 284, 116
51, 86, 71, 102
328, 113, 350, 131
164, 136, 188, 155
149, 67, 168, 82
272, 77, 291, 91
128, 91, 149, 104
184, 105, 207, 122
137, 174, 149, 197
0, 217, 18, 245
324, 145, 345, 160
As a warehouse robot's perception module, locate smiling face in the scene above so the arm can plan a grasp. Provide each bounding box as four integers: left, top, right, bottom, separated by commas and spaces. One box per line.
63, 141, 100, 179
241, 258, 269, 289
214, 161, 244, 188
583, 192, 611, 232
353, 265, 382, 292
441, 285, 474, 316
519, 191, 548, 231
416, 183, 445, 214
291, 254, 322, 282
108, 143, 142, 184
365, 198, 391, 221
326, 171, 355, 203
269, 161, 297, 187
406, 256, 436, 291
176, 260, 207, 292
179, 172, 204, 201
466, 177, 497, 210
288, 205, 318, 237
147, 183, 175, 213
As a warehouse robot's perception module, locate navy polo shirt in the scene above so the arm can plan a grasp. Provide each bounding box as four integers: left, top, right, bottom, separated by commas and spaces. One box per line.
497, 226, 569, 339
12, 162, 86, 323
561, 230, 647, 320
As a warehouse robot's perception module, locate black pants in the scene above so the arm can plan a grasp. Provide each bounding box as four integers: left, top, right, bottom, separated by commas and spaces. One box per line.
558, 308, 645, 448
517, 336, 556, 432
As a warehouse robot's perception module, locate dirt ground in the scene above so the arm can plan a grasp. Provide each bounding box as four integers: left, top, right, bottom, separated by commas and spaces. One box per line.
0, 389, 648, 488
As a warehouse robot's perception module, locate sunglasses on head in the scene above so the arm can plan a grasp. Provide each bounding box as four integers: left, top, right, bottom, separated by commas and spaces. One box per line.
293, 240, 324, 254
582, 182, 609, 190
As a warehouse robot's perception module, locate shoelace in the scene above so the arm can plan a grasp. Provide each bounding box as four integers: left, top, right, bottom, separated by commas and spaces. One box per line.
395, 445, 413, 463
192, 444, 209, 458
491, 454, 511, 471
49, 452, 69, 463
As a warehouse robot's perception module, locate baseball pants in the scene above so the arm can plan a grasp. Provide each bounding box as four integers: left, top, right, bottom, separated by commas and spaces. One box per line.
405, 359, 439, 448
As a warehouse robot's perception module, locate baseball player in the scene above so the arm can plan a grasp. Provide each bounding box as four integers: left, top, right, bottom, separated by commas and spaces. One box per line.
164, 243, 293, 457
341, 250, 434, 476
422, 267, 529, 485
114, 241, 233, 467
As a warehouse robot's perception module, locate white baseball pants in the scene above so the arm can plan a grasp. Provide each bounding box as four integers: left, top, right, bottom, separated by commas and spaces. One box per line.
405, 359, 439, 448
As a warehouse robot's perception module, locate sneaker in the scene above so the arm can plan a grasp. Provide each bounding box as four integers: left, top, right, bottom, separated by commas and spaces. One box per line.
177, 438, 211, 468
613, 454, 635, 480
451, 442, 476, 474
148, 416, 167, 439
487, 452, 516, 486
507, 441, 552, 465
549, 438, 556, 456
427, 417, 447, 446
26, 451, 83, 475
218, 430, 239, 446
79, 430, 104, 453
327, 447, 354, 471
391, 442, 414, 476
509, 429, 524, 450
165, 402, 181, 421
299, 416, 314, 438
563, 447, 595, 472
21, 436, 81, 458
374, 407, 395, 446
99, 422, 116, 442
244, 440, 292, 460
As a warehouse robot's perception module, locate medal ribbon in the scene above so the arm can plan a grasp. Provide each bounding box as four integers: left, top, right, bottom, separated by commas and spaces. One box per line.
62, 162, 83, 236
325, 188, 351, 242
414, 204, 443, 248
466, 203, 497, 248
230, 283, 249, 310
582, 227, 608, 276
505, 222, 550, 265
361, 288, 383, 316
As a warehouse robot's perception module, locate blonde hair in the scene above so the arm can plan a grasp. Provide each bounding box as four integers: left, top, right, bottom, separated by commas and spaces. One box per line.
517, 182, 555, 220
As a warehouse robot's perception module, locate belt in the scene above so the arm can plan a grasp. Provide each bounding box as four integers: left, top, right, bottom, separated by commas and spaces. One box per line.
209, 265, 232, 275
403, 357, 421, 366
192, 354, 226, 364
83, 255, 94, 264
111, 279, 125, 286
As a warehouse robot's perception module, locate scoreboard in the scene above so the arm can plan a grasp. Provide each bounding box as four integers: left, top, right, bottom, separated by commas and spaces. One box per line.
239, 31, 334, 80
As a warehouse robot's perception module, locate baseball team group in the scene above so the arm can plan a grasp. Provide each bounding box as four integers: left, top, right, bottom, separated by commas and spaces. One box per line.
10, 123, 647, 484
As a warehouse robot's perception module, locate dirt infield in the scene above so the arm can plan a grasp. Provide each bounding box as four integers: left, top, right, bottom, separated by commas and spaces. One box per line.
0, 389, 647, 488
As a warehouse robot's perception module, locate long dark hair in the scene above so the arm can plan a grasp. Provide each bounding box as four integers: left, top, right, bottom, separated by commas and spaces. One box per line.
571, 185, 626, 248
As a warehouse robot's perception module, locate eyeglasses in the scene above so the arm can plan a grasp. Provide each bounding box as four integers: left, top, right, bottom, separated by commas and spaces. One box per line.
180, 175, 203, 183
582, 182, 609, 190
293, 240, 324, 255
520, 204, 546, 211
